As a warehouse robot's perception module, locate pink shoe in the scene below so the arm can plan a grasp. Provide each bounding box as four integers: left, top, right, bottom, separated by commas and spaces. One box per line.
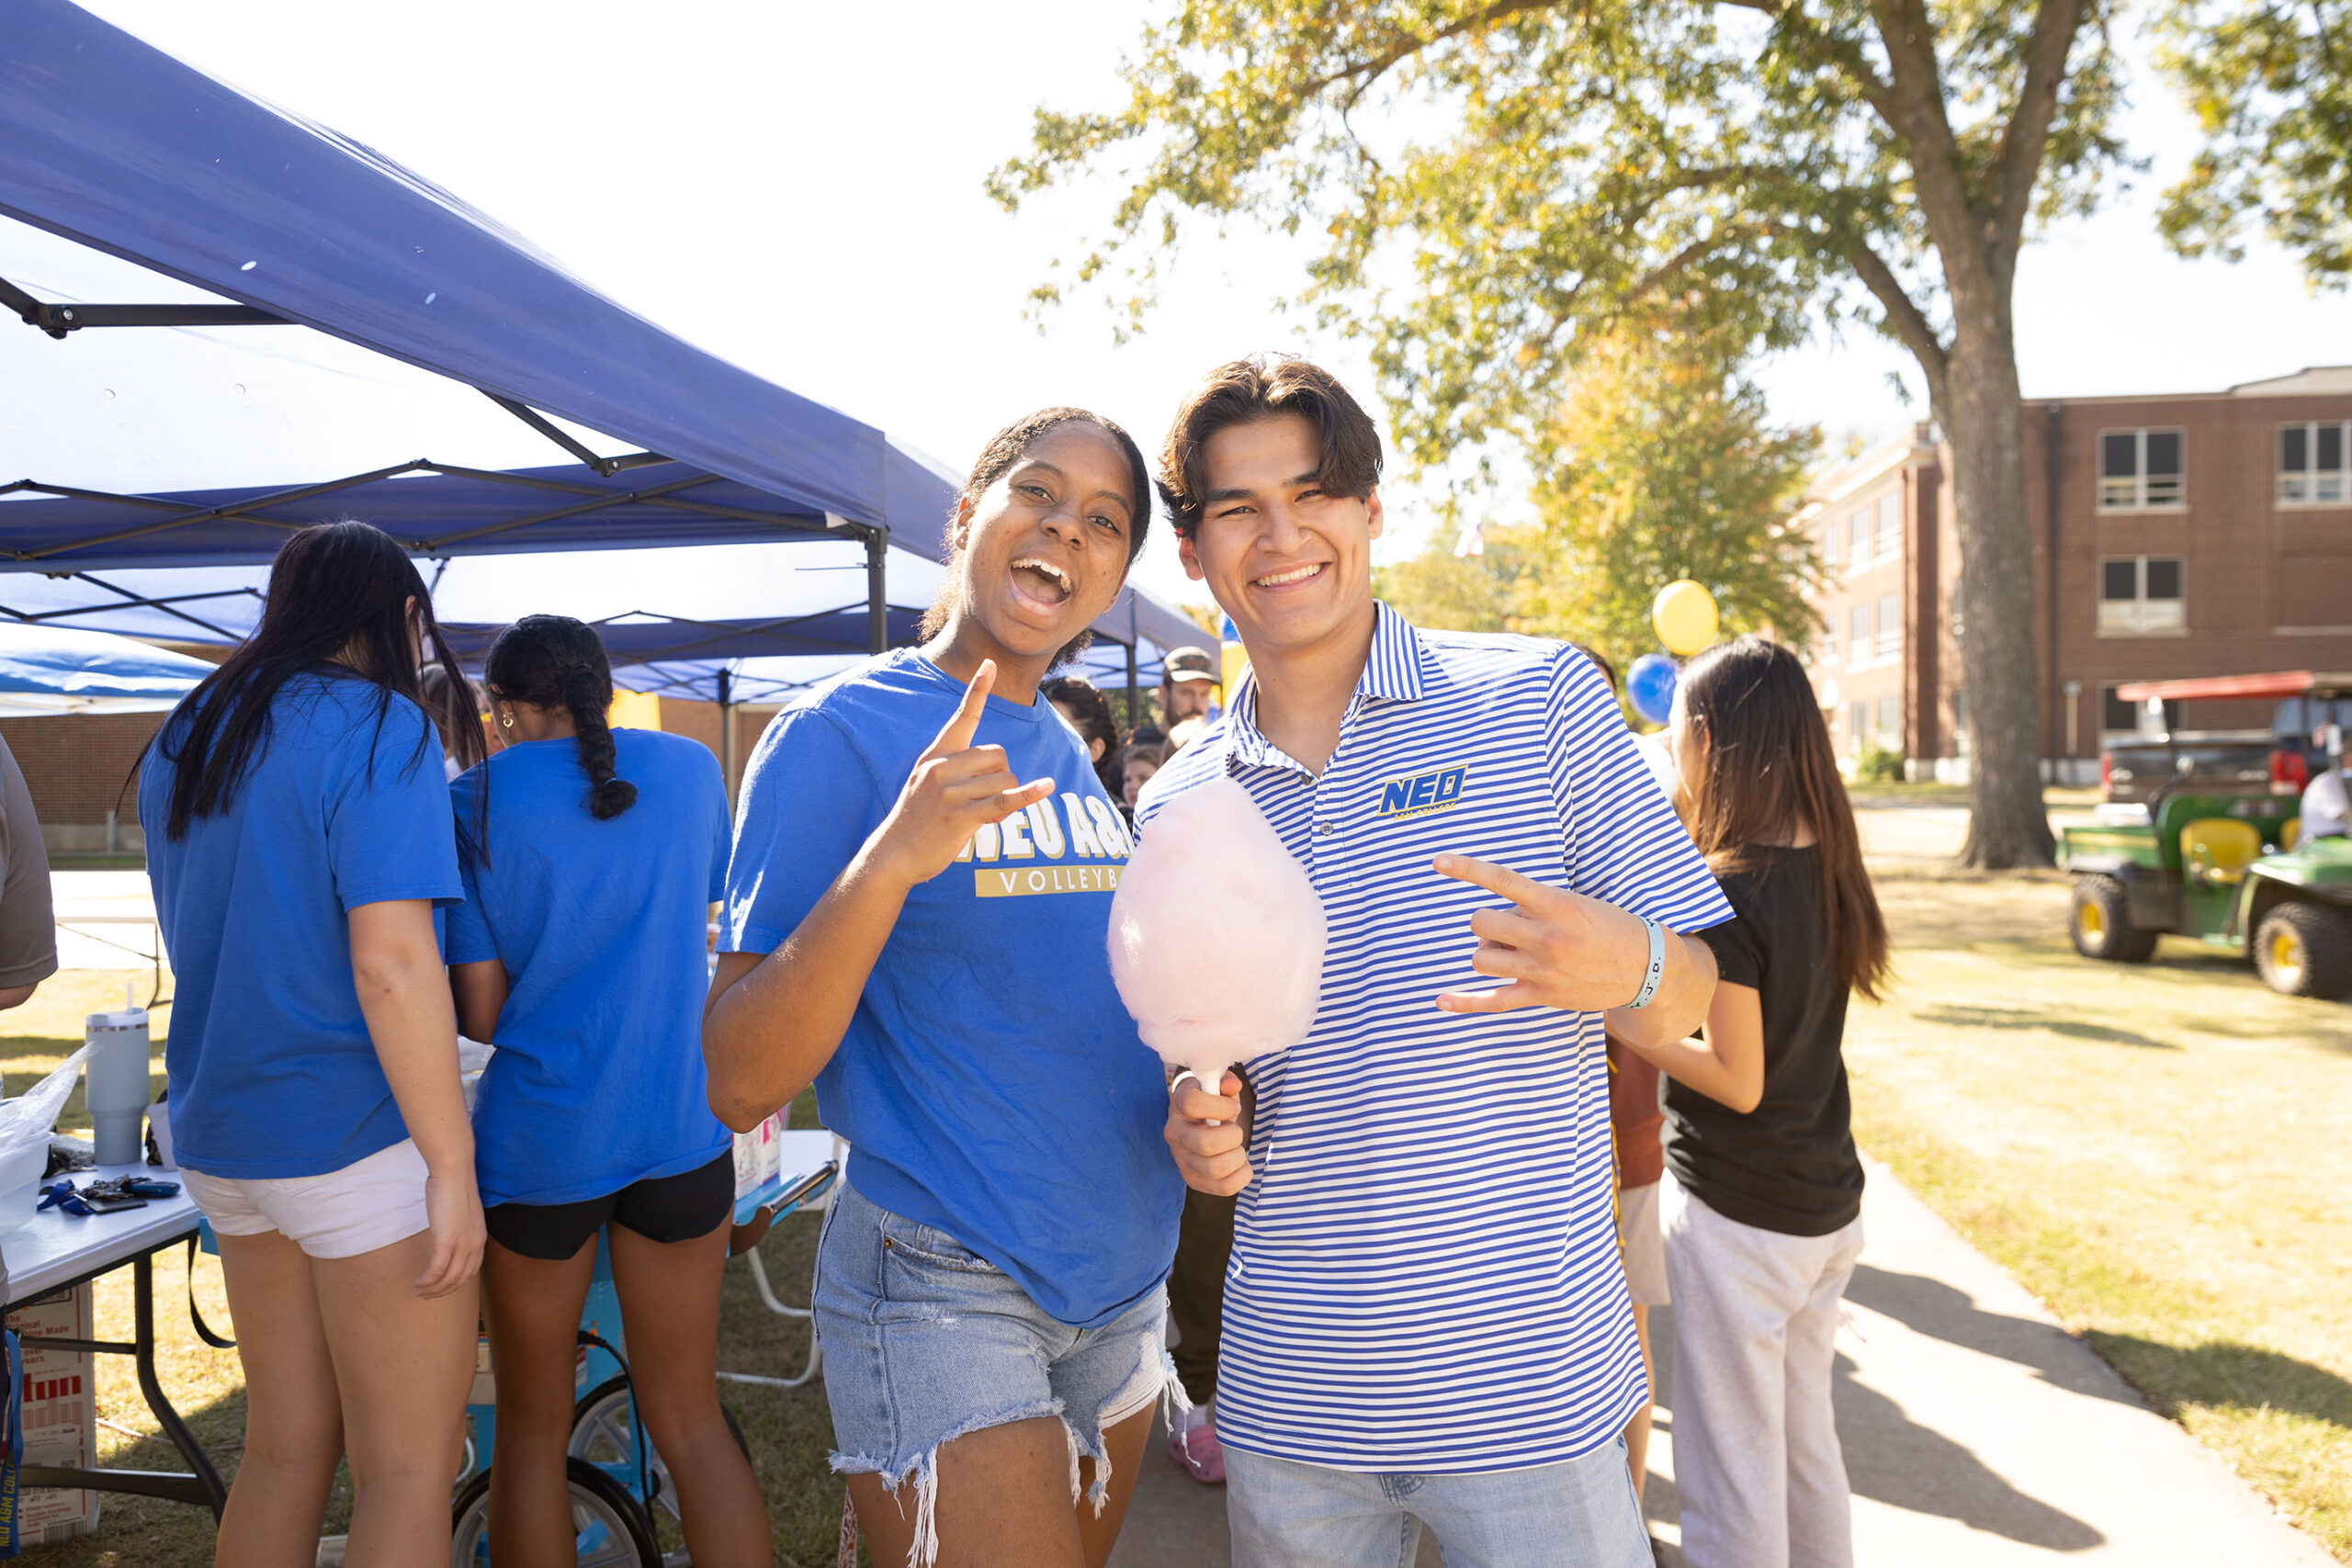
1168, 1415, 1226, 1483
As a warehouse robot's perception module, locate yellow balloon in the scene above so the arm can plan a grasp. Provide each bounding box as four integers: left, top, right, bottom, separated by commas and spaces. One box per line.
1653, 580, 1719, 657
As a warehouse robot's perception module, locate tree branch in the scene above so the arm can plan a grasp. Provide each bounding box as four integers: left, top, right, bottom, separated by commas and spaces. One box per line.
1306, 2, 1572, 108
1992, 0, 2087, 277
1716, 0, 1902, 125
1843, 238, 1951, 411
1861, 0, 2005, 308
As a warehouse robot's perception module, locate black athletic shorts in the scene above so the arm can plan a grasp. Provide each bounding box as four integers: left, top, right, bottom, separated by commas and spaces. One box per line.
484, 1151, 735, 1261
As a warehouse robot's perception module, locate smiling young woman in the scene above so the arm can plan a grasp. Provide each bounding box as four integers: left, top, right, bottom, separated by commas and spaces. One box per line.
702, 409, 1182, 1568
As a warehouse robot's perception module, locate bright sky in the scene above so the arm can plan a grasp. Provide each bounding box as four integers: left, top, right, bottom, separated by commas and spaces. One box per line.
7, 0, 2347, 619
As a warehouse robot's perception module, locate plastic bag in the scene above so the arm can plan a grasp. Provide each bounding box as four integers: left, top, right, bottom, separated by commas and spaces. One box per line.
0, 1047, 90, 1155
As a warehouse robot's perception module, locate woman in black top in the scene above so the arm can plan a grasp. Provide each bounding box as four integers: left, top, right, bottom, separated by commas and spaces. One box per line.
1620, 635, 1888, 1568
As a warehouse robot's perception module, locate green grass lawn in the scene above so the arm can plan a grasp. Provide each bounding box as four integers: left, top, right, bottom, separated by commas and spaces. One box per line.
0, 975, 852, 1567
1854, 867, 2352, 1558
17, 842, 2349, 1562
1843, 780, 2103, 810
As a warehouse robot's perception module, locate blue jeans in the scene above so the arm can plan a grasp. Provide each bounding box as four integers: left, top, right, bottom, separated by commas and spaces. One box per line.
812, 1179, 1176, 1565
1227, 1439, 1651, 1568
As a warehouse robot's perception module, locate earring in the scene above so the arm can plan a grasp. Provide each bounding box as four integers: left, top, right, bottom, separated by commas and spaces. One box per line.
499, 710, 514, 730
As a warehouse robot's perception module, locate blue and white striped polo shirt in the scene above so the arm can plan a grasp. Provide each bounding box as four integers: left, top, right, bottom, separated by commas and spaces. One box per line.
1136, 604, 1730, 1472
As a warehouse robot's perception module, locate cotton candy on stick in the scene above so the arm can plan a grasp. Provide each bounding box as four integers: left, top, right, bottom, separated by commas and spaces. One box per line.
1109, 779, 1327, 1122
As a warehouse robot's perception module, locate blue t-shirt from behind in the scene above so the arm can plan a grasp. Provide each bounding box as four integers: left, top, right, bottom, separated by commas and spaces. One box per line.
447, 728, 733, 1209
723, 649, 1180, 1329
140, 671, 462, 1179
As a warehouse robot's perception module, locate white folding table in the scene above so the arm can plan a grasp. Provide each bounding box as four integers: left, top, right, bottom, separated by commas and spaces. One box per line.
1, 1162, 225, 1517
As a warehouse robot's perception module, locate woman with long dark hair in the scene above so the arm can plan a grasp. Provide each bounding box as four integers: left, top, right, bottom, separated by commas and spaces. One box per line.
1623, 633, 1889, 1568
140, 520, 487, 1568
706, 408, 1180, 1568
1041, 674, 1124, 798
445, 615, 767, 1568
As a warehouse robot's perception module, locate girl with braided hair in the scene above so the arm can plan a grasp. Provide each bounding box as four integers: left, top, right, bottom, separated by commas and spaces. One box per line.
447, 615, 768, 1566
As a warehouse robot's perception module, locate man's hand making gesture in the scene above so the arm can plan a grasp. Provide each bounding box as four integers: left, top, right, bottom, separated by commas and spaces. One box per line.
1430, 853, 1718, 1052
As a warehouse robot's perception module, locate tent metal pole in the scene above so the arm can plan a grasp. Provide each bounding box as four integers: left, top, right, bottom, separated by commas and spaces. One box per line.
865, 529, 888, 656
717, 667, 738, 803
1126, 595, 1140, 728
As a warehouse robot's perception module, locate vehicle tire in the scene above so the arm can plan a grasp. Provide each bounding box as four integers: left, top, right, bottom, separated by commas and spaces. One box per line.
449, 1456, 661, 1567
2070, 875, 2157, 963
2253, 901, 2352, 999
571, 1377, 749, 1525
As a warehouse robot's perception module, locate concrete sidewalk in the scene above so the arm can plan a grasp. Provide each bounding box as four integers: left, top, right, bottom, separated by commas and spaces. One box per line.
1108, 1160, 2328, 1566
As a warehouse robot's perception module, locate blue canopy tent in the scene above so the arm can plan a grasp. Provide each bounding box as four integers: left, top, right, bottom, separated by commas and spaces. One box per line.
0, 622, 211, 716
0, 0, 1199, 719
0, 461, 1200, 694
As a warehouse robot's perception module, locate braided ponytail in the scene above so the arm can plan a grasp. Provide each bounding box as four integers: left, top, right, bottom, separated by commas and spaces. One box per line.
482, 615, 638, 822
560, 660, 639, 819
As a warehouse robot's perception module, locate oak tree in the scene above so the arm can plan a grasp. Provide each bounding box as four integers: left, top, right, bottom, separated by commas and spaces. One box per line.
2154, 0, 2352, 285
995, 0, 2132, 866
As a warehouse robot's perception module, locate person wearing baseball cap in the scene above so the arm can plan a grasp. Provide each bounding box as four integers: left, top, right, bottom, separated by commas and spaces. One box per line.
1159, 646, 1221, 726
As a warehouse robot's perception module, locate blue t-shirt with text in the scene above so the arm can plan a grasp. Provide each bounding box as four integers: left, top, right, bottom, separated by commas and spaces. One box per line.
723, 649, 1179, 1329
141, 671, 462, 1179
447, 728, 733, 1208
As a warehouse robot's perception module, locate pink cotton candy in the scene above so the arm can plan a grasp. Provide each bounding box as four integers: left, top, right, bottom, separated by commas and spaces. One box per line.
1108, 777, 1328, 1090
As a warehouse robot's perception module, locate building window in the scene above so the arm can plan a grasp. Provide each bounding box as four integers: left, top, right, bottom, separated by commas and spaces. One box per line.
1875, 491, 1902, 559
2099, 428, 2185, 510
2101, 685, 2134, 735
1952, 688, 1970, 755
1877, 695, 1901, 743
1849, 700, 1867, 744
2102, 684, 2181, 738
2279, 422, 2350, 505
2098, 556, 2186, 634
1877, 592, 1901, 659
1820, 520, 1840, 566
1849, 602, 1873, 668
1848, 509, 1871, 570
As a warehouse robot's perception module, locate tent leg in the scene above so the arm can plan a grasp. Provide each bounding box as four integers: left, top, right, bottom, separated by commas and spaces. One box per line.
865, 529, 888, 656
1125, 643, 1139, 733
718, 669, 737, 804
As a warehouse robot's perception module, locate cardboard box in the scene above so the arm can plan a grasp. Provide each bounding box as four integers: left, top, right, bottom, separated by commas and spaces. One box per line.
731, 1111, 786, 1202
8, 1284, 99, 1542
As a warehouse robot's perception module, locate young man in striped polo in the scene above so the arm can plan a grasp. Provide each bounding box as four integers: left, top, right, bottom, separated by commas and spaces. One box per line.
1142, 355, 1731, 1567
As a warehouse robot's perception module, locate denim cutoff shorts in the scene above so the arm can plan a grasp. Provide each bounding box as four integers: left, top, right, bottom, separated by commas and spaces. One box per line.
813, 1179, 1178, 1562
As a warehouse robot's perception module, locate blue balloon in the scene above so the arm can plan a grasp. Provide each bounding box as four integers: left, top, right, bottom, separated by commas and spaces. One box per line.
1627, 653, 1679, 725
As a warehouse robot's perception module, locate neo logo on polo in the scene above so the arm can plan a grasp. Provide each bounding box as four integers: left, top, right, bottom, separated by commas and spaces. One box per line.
956, 792, 1133, 897
1376, 766, 1470, 820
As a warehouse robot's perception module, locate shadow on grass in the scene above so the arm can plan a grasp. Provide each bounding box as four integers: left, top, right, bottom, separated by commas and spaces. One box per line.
1907, 1005, 2179, 1050
1891, 941, 2352, 1051
2089, 1333, 2352, 1433
16, 1381, 251, 1567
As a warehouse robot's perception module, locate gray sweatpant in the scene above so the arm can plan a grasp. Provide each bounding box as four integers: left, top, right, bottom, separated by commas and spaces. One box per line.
1661, 1178, 1864, 1568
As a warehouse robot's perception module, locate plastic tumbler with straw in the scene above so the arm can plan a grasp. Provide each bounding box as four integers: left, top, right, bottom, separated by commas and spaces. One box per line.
85, 983, 151, 1167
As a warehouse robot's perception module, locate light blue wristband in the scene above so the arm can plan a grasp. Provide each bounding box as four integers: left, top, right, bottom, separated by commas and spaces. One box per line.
1626, 916, 1667, 1009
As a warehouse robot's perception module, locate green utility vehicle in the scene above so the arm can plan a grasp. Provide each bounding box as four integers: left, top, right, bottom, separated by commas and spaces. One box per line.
2059, 671, 2352, 998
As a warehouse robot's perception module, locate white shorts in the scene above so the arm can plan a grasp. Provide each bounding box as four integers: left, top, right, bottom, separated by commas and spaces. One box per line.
181, 1138, 432, 1260
1617, 1178, 1669, 1306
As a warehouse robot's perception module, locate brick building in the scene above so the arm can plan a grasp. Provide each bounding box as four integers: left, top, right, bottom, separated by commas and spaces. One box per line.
0, 712, 162, 852
1795, 366, 2352, 780
0, 688, 775, 855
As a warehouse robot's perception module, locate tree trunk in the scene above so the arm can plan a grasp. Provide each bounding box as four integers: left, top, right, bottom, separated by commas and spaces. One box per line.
1943, 316, 2057, 869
